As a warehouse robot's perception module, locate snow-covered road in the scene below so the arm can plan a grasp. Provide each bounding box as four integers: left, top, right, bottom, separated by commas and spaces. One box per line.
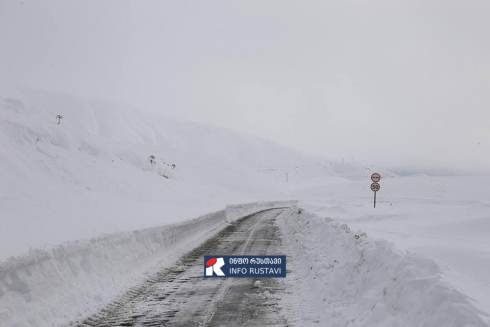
67, 206, 489, 327
74, 208, 288, 327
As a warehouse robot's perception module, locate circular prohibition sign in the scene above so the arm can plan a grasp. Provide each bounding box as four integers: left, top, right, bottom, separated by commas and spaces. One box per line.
370, 182, 380, 192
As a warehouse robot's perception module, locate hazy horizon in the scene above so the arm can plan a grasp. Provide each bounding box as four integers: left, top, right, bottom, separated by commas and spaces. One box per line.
1, 0, 489, 175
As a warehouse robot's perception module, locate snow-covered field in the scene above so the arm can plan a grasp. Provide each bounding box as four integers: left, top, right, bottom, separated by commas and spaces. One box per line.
279, 207, 489, 326
289, 175, 490, 322
1, 87, 490, 326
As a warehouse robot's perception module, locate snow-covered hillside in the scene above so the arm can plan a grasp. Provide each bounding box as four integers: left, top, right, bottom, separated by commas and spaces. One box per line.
0, 86, 375, 261
2, 86, 490, 327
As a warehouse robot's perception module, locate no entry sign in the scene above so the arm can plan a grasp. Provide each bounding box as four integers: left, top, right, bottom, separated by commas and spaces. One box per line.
371, 173, 381, 183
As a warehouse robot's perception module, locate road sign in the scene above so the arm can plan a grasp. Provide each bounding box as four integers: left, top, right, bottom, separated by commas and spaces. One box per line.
370, 182, 380, 208
370, 174, 381, 208
371, 173, 381, 183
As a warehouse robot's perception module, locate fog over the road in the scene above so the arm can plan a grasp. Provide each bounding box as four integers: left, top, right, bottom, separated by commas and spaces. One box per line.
1, 0, 489, 174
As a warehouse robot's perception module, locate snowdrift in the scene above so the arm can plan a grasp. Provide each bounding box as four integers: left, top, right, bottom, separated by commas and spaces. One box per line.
278, 208, 489, 327
0, 201, 294, 327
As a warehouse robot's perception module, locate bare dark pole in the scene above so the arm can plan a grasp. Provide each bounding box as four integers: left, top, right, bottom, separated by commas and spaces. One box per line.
374, 192, 376, 208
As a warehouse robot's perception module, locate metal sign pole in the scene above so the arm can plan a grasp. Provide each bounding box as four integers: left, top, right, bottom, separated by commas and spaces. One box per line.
374, 191, 376, 208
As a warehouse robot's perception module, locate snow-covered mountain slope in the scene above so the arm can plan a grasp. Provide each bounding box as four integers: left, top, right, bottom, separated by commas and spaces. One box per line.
0, 86, 376, 261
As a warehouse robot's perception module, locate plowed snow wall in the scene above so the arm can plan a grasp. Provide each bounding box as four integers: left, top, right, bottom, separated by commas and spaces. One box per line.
0, 201, 292, 327
278, 208, 489, 326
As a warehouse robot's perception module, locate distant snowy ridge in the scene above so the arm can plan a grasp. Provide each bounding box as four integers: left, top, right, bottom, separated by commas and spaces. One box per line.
2, 86, 384, 183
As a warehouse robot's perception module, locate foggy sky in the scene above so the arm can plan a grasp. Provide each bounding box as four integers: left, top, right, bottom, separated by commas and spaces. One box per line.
1, 0, 489, 174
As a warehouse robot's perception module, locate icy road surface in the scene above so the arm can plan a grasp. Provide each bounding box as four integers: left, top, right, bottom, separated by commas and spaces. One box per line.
75, 209, 288, 327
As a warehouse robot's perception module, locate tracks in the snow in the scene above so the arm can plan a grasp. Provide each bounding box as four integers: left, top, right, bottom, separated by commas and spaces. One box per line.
73, 208, 288, 327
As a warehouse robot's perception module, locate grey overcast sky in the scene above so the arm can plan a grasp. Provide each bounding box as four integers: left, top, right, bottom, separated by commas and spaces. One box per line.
1, 0, 489, 174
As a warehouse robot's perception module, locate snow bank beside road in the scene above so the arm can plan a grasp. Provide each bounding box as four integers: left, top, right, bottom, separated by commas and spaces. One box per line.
278, 208, 489, 327
292, 175, 490, 313
0, 202, 291, 327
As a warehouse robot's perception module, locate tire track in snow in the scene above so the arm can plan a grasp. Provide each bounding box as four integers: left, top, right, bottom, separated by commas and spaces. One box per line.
72, 208, 288, 327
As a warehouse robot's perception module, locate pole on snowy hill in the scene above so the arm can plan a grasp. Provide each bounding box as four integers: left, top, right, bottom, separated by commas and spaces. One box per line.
370, 173, 381, 208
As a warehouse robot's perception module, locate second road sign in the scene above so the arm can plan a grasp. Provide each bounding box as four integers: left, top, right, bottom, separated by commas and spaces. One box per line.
370, 182, 380, 192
